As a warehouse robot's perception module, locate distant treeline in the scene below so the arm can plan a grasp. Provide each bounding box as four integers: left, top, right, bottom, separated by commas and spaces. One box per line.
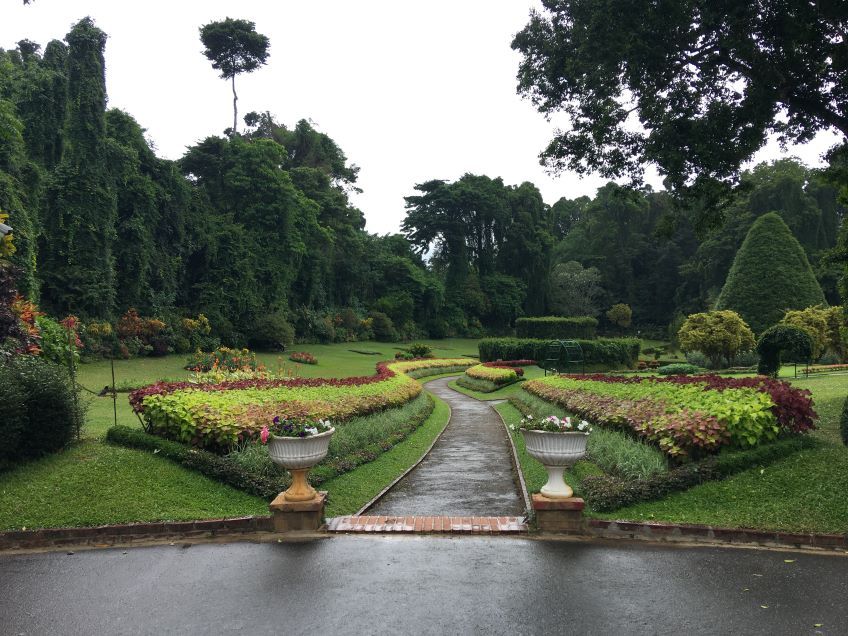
0, 19, 845, 346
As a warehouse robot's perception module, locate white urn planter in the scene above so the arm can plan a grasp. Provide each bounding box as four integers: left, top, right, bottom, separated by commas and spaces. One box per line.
268, 427, 335, 501
521, 429, 588, 499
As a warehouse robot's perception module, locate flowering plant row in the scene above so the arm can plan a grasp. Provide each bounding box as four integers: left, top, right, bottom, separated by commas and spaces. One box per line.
289, 351, 318, 365
511, 414, 592, 433
482, 359, 535, 368
261, 416, 332, 441
803, 364, 848, 375
130, 358, 473, 450
523, 374, 816, 458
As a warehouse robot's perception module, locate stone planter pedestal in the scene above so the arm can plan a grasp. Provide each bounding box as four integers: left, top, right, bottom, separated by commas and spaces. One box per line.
532, 493, 585, 534
269, 491, 327, 533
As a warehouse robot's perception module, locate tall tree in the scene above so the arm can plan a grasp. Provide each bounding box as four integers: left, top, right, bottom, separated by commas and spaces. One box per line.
41, 18, 117, 319
199, 18, 269, 135
513, 1, 848, 217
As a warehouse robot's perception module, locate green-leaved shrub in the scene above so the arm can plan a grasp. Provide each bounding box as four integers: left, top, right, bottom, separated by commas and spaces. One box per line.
657, 363, 701, 375
756, 324, 813, 377
840, 396, 848, 447
0, 356, 85, 470
479, 337, 640, 369
715, 212, 826, 334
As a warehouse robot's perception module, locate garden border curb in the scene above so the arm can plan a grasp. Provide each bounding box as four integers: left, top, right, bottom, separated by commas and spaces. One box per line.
0, 516, 276, 551
584, 519, 848, 551
493, 402, 533, 515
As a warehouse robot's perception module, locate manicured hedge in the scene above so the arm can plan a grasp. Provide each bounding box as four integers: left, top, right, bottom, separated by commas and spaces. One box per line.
479, 338, 640, 369
715, 212, 826, 334
582, 437, 818, 512
515, 316, 598, 340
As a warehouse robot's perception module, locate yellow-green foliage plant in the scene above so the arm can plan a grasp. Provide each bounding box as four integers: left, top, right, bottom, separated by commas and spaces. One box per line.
130, 358, 473, 449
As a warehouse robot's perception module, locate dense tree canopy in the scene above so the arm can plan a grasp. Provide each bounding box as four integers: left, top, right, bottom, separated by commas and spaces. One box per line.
513, 1, 848, 203
0, 17, 845, 348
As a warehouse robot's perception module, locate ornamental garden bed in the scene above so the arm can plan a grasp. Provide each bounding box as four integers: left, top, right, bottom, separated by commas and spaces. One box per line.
130, 357, 473, 451
455, 360, 532, 393
507, 373, 820, 514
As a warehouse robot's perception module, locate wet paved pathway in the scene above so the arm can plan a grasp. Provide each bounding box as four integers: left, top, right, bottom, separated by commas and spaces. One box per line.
367, 377, 524, 517
3, 537, 846, 634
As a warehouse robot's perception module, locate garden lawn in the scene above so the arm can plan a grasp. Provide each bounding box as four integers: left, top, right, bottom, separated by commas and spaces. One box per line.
0, 441, 266, 530
0, 341, 476, 530
504, 373, 847, 534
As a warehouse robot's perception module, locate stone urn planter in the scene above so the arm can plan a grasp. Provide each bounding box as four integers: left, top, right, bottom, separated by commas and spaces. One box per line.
267, 428, 335, 502
521, 429, 589, 499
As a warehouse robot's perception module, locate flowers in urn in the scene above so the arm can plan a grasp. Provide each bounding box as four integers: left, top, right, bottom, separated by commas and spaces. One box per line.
513, 414, 592, 433
260, 416, 332, 442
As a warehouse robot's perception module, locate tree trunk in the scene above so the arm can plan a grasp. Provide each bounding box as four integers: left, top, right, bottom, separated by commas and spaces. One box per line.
231, 74, 238, 134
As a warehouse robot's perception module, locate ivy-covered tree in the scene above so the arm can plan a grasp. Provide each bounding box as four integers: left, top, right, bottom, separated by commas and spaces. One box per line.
41, 18, 117, 319
716, 212, 826, 334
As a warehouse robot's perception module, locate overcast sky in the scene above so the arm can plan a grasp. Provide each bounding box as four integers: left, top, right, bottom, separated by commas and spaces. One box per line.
3, 1, 842, 234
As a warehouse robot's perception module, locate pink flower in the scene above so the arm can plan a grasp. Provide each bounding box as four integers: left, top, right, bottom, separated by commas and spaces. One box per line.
260, 426, 270, 444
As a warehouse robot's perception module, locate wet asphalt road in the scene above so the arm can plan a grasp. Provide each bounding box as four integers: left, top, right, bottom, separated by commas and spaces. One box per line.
1, 536, 845, 635
369, 377, 524, 516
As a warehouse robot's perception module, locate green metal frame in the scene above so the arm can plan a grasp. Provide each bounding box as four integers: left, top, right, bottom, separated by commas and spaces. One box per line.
543, 339, 584, 376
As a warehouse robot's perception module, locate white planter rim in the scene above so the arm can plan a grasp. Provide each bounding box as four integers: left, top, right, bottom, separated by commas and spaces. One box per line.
270, 426, 336, 441
519, 429, 589, 435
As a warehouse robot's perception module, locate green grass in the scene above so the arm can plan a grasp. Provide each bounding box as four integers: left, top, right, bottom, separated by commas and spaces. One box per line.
0, 441, 267, 530
324, 393, 451, 517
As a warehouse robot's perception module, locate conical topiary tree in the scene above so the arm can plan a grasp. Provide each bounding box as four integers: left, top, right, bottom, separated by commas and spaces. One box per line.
715, 212, 826, 334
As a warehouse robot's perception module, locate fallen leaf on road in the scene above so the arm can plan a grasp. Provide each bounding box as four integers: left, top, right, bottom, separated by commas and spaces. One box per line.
784, 559, 795, 563
760, 605, 769, 609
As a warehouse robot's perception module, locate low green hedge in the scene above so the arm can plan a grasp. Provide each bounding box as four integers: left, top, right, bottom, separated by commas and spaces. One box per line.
479, 337, 640, 369
581, 436, 818, 512
515, 316, 598, 340
455, 376, 514, 394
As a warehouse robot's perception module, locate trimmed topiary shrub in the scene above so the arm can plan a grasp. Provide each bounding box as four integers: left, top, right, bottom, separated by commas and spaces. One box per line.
478, 337, 640, 369
0, 356, 84, 470
515, 316, 598, 340
756, 324, 813, 377
840, 396, 848, 446
715, 212, 826, 334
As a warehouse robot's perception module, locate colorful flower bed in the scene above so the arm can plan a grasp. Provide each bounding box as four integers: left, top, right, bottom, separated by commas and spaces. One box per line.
465, 362, 527, 385
130, 358, 473, 450
289, 351, 318, 365
523, 374, 816, 458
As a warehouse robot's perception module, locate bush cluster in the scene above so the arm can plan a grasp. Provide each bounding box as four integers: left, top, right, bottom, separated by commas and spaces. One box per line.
756, 324, 813, 376
0, 356, 85, 470
515, 316, 598, 340
581, 437, 817, 512
840, 396, 848, 447
657, 363, 701, 375
478, 337, 640, 369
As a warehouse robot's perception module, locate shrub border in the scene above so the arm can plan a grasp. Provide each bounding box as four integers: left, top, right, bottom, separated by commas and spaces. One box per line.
106, 393, 436, 499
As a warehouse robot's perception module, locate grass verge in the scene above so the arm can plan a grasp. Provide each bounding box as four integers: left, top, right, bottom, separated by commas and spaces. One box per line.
0, 441, 266, 530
